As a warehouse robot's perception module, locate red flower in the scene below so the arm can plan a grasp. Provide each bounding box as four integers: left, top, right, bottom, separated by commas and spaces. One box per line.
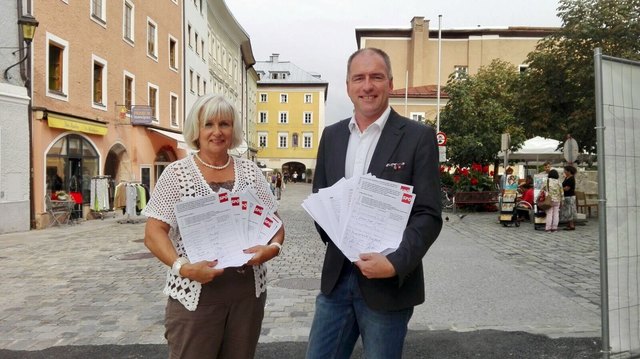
471, 178, 478, 186
460, 168, 470, 176
453, 175, 460, 183
472, 163, 482, 172
482, 165, 490, 174
490, 171, 494, 176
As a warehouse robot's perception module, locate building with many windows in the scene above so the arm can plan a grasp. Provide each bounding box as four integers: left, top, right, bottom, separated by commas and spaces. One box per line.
31, 0, 184, 227
356, 17, 557, 127
254, 54, 328, 181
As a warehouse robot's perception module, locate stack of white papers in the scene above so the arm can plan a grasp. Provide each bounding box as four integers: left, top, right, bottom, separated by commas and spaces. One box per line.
302, 174, 415, 262
175, 189, 281, 268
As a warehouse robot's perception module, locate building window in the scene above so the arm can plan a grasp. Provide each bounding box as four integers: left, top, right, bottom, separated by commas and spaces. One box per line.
189, 70, 194, 93
454, 65, 468, 79
292, 133, 299, 147
304, 94, 312, 103
47, 37, 68, 97
280, 93, 288, 103
519, 64, 529, 74
410, 112, 425, 122
303, 112, 312, 124
170, 93, 179, 127
196, 75, 201, 95
201, 39, 205, 60
203, 80, 207, 94
258, 132, 267, 148
279, 111, 288, 124
90, 0, 106, 24
92, 55, 107, 109
123, 1, 134, 43
124, 72, 134, 114
278, 133, 288, 148
260, 93, 267, 102
169, 36, 178, 70
147, 19, 158, 59
303, 132, 313, 148
187, 24, 192, 48
195, 33, 200, 55
259, 112, 268, 123
148, 83, 159, 122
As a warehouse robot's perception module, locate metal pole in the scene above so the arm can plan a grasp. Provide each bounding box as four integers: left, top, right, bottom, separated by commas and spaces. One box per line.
594, 47, 610, 359
404, 70, 408, 117
436, 15, 442, 132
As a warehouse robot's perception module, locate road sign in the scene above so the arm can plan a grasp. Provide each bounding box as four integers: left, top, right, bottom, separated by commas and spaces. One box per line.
436, 132, 447, 146
564, 137, 579, 163
439, 146, 447, 162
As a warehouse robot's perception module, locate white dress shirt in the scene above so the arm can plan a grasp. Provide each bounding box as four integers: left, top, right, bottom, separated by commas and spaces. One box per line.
344, 107, 391, 179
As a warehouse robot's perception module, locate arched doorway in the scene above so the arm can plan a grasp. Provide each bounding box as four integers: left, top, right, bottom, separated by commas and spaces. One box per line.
154, 146, 177, 184
105, 143, 132, 183
282, 161, 306, 183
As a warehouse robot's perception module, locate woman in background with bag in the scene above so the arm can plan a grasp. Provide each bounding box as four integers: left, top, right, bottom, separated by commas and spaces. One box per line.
539, 169, 564, 233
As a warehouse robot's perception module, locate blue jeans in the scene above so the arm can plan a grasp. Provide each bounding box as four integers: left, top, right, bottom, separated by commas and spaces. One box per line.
306, 265, 414, 359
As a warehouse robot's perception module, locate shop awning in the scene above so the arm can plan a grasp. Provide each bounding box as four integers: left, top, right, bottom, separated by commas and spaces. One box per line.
147, 128, 188, 150
47, 114, 108, 135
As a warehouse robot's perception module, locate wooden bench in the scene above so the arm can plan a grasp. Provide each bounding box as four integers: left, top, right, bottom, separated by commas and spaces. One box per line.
453, 191, 500, 213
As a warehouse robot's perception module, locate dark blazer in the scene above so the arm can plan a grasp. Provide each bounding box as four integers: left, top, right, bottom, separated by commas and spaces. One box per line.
313, 109, 443, 311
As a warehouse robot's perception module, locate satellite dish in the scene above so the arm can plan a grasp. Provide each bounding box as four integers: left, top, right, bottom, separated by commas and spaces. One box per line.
229, 140, 248, 156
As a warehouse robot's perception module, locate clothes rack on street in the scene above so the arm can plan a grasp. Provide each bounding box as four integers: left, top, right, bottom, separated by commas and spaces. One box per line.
114, 181, 148, 224
90, 176, 115, 220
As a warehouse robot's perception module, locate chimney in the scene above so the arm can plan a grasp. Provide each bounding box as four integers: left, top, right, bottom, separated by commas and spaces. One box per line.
270, 53, 280, 63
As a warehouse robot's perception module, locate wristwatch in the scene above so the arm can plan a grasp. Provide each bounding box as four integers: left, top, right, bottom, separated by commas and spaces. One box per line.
171, 257, 190, 276
269, 242, 283, 256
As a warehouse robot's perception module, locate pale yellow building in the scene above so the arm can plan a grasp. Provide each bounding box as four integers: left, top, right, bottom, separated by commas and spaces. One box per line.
357, 17, 558, 127
254, 54, 328, 182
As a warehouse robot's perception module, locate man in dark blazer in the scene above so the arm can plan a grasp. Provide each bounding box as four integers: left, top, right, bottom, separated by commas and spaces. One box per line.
306, 48, 443, 359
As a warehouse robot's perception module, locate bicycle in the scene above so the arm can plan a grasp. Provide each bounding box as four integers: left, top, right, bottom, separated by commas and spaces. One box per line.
441, 185, 454, 210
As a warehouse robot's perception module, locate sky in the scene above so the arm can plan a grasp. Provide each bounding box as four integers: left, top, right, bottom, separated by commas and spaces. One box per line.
225, 0, 563, 125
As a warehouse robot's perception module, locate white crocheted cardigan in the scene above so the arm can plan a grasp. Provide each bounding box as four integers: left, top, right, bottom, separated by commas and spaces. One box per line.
142, 155, 278, 311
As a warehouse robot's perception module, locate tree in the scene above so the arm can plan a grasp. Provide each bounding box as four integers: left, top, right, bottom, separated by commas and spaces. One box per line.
440, 60, 526, 167
520, 0, 640, 153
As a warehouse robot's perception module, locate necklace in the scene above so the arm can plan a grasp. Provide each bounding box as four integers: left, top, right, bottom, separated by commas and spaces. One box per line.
195, 153, 231, 170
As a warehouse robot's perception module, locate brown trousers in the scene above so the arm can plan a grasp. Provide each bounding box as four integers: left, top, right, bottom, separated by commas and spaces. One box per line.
164, 267, 266, 359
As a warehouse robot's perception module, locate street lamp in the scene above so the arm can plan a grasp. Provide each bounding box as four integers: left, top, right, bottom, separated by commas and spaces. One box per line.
3, 13, 39, 81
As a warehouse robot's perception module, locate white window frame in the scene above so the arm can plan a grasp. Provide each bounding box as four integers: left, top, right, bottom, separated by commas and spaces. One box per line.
148, 82, 160, 123
45, 32, 69, 101
303, 132, 313, 149
278, 132, 288, 148
168, 35, 178, 71
410, 112, 425, 122
259, 111, 268, 124
147, 17, 158, 60
280, 93, 288, 103
304, 93, 312, 103
196, 74, 201, 95
187, 24, 192, 49
90, 0, 107, 26
258, 132, 268, 148
519, 64, 529, 74
454, 65, 468, 79
303, 112, 313, 124
91, 54, 108, 111
195, 32, 200, 55
279, 111, 288, 124
170, 92, 179, 128
123, 70, 135, 116
259, 93, 267, 102
122, 0, 135, 45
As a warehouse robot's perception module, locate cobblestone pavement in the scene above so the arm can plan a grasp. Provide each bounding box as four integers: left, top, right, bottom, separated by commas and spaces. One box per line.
445, 211, 600, 313
0, 182, 601, 351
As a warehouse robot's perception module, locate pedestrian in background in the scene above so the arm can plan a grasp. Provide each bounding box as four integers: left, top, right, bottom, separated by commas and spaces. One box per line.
562, 165, 578, 230
143, 94, 285, 359
542, 169, 564, 232
306, 48, 443, 359
275, 172, 283, 200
